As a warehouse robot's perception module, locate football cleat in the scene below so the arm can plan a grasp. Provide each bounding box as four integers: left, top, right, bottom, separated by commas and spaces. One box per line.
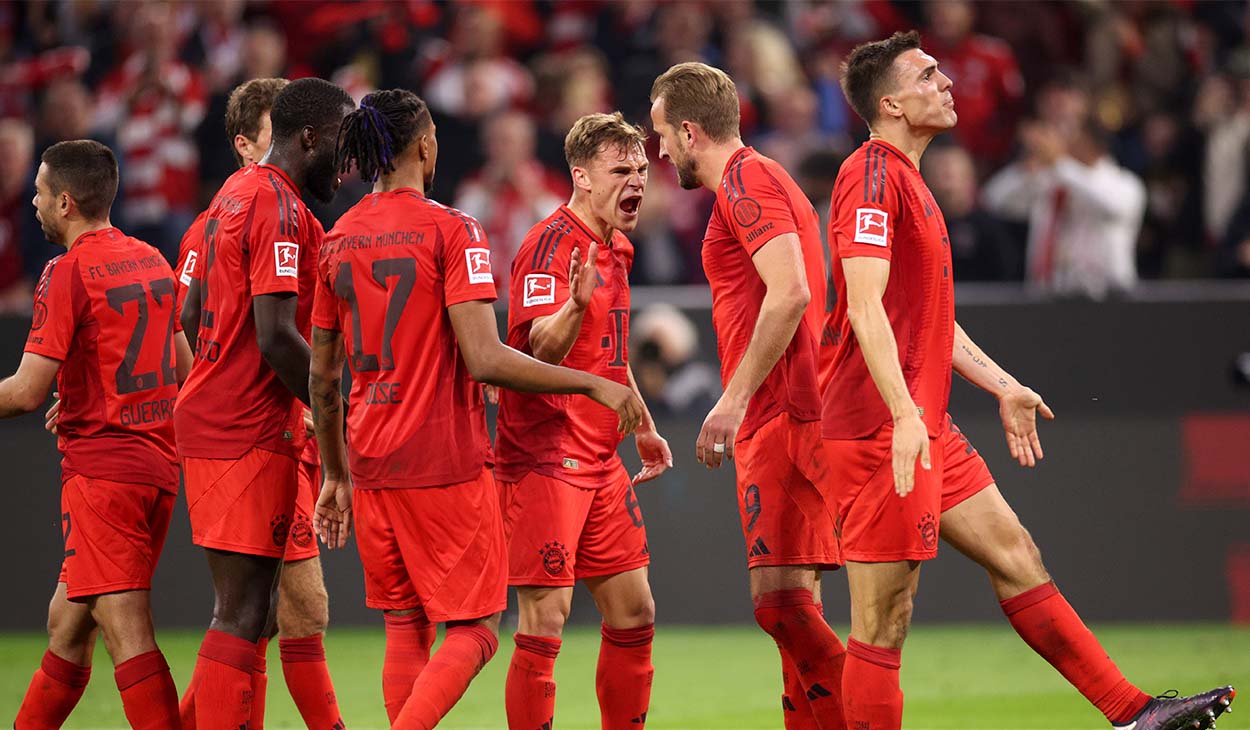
1111, 687, 1235, 730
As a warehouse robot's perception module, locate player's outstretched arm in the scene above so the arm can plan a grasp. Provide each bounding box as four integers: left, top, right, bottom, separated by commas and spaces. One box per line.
627, 363, 672, 484
697, 233, 810, 469
309, 325, 352, 549
180, 278, 202, 351
174, 331, 193, 385
953, 322, 1054, 468
843, 256, 930, 496
529, 242, 599, 364
448, 299, 643, 434
0, 353, 60, 419
254, 292, 312, 405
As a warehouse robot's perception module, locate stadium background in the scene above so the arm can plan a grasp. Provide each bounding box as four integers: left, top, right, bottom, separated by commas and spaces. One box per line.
1, 1, 1248, 728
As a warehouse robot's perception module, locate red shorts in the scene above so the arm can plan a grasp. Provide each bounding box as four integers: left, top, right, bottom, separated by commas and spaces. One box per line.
354, 468, 507, 622
823, 413, 995, 563
283, 459, 320, 563
500, 468, 650, 587
58, 475, 175, 601
735, 413, 842, 570
183, 447, 298, 558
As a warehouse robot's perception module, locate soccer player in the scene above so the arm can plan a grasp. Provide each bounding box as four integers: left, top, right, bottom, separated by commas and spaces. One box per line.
176, 77, 345, 730
8, 140, 190, 729
825, 31, 1235, 730
172, 77, 354, 729
311, 89, 643, 730
650, 64, 847, 729
495, 112, 668, 730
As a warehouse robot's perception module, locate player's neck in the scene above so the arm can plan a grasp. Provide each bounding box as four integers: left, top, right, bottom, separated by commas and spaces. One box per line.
699, 138, 745, 191
868, 125, 935, 168
566, 195, 613, 244
260, 144, 305, 193
376, 172, 426, 196
60, 219, 112, 249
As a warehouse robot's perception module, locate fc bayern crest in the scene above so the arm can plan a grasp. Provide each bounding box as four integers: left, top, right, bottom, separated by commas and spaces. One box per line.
733, 197, 762, 228
917, 512, 937, 551
540, 541, 569, 577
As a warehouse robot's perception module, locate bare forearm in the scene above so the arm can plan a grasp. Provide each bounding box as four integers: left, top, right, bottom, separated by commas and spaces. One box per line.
0, 378, 41, 418
473, 342, 599, 395
953, 322, 1017, 397
627, 364, 655, 433
528, 301, 587, 364
722, 290, 806, 411
848, 300, 917, 420
310, 371, 348, 480
260, 328, 311, 405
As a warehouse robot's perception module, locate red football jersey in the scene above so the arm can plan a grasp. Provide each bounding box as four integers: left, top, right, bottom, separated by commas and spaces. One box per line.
495, 205, 633, 488
312, 188, 496, 489
174, 208, 209, 302
174, 163, 322, 459
822, 139, 955, 439
25, 228, 181, 491
703, 146, 826, 441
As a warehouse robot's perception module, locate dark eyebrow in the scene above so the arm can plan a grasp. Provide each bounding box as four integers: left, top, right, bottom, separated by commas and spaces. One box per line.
920, 64, 937, 79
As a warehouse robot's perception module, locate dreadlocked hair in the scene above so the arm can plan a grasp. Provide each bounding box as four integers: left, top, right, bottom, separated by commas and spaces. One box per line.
336, 89, 432, 183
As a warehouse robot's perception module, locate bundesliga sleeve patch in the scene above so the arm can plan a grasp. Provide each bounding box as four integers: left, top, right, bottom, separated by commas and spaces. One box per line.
465, 247, 493, 284
179, 250, 199, 286
274, 241, 299, 277
523, 273, 555, 307
854, 208, 889, 246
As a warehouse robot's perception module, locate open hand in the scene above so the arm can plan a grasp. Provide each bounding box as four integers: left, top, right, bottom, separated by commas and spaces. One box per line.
314, 477, 353, 549
633, 429, 673, 484
998, 385, 1055, 467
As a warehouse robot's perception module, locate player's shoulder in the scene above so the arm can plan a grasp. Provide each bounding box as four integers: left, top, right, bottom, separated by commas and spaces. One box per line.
517, 207, 577, 273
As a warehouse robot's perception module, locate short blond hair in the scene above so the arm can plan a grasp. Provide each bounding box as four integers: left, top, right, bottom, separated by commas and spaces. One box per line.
225, 77, 289, 166
649, 62, 740, 143
564, 112, 648, 169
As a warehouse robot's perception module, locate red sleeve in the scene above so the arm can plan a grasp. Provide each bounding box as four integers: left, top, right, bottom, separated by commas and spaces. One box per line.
24, 256, 80, 361
311, 260, 339, 331
509, 227, 573, 327
248, 187, 302, 297
829, 156, 901, 262
729, 161, 801, 256
441, 214, 497, 307
175, 217, 204, 291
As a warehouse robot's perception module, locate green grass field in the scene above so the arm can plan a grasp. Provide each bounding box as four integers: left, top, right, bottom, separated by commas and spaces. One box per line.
2, 624, 1245, 729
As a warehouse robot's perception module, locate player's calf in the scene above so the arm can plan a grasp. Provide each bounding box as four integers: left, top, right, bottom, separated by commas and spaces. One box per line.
15, 585, 96, 730
383, 608, 437, 724
508, 587, 573, 730
394, 614, 501, 730
752, 585, 847, 730
89, 590, 179, 730
278, 557, 330, 638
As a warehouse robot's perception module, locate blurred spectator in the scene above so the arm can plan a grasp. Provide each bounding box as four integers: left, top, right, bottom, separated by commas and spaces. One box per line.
94, 1, 205, 261
754, 84, 850, 173
795, 149, 845, 234
420, 5, 533, 118
1203, 73, 1250, 246
982, 117, 1145, 298
1033, 70, 1091, 139
1217, 191, 1250, 278
924, 144, 1022, 281
533, 48, 614, 172
454, 111, 568, 296
630, 303, 720, 417
924, 0, 1025, 166
0, 119, 34, 313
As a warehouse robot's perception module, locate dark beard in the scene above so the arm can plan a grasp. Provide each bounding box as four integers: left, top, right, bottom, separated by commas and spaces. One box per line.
676, 156, 700, 190
306, 147, 340, 203
40, 220, 61, 246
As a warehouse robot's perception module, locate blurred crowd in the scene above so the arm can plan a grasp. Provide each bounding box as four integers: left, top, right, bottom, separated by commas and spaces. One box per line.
2, 0, 1250, 312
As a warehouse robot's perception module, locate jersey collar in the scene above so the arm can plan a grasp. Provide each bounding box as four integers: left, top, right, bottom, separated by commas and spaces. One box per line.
257, 163, 299, 193
69, 226, 120, 250
720, 146, 754, 183
865, 139, 916, 170
559, 204, 612, 250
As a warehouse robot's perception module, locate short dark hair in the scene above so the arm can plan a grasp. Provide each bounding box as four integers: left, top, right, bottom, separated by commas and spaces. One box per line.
650, 62, 740, 143
336, 89, 433, 183
41, 140, 118, 220
841, 31, 923, 126
270, 77, 354, 141
225, 77, 288, 166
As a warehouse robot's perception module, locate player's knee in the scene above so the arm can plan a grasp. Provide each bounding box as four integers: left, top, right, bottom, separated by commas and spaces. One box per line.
857, 593, 913, 649
524, 603, 570, 638
278, 583, 329, 638
604, 593, 656, 630
995, 524, 1050, 588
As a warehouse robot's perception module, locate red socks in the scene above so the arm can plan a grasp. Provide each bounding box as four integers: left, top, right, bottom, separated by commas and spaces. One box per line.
754, 591, 846, 730
1002, 581, 1151, 723
280, 635, 345, 729
506, 633, 562, 730
15, 650, 90, 729
114, 650, 179, 730
843, 638, 903, 730
383, 609, 438, 723
252, 638, 269, 730
190, 629, 257, 730
597, 624, 655, 730
780, 602, 832, 730
392, 623, 498, 730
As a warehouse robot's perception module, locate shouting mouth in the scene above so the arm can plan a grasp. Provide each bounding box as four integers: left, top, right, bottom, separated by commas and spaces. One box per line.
619, 194, 642, 218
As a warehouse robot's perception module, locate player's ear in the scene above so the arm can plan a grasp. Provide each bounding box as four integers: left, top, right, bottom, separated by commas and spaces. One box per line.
571, 165, 591, 193
234, 134, 253, 162
680, 120, 696, 147
301, 124, 317, 152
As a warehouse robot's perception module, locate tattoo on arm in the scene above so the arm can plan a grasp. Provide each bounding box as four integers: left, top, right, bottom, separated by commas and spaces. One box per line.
962, 344, 988, 368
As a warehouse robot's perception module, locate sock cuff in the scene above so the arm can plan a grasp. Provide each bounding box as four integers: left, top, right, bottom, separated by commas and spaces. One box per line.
601, 623, 655, 648
254, 637, 270, 673
384, 606, 431, 628
514, 633, 562, 658
279, 635, 327, 663
41, 650, 91, 687
199, 629, 258, 673
448, 624, 499, 664
113, 650, 168, 691
753, 588, 815, 610
1000, 580, 1059, 616
847, 638, 902, 670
